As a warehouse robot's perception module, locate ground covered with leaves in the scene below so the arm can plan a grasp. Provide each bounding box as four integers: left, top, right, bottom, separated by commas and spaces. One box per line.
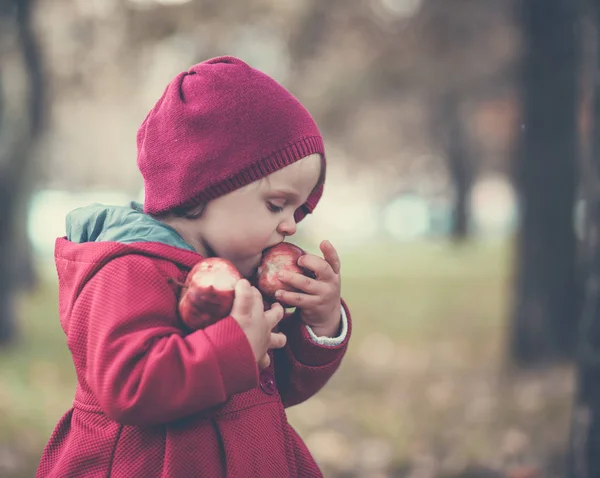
0, 241, 573, 477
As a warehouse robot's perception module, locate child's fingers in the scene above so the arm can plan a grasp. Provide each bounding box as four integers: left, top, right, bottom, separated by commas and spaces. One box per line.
250, 286, 264, 314
258, 353, 270, 370
251, 286, 262, 300
320, 240, 341, 275
269, 332, 287, 349
298, 254, 335, 281
274, 290, 320, 308
277, 270, 320, 295
265, 302, 285, 327
231, 279, 252, 316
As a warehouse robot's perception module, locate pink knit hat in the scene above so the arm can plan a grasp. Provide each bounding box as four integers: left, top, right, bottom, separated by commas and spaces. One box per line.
137, 56, 325, 222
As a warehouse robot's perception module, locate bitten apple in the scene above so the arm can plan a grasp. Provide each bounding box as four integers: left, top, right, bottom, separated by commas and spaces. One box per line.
256, 242, 313, 300
178, 257, 242, 330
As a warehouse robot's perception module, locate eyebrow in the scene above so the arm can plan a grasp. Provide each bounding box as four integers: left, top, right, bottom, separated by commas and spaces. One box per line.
269, 188, 301, 200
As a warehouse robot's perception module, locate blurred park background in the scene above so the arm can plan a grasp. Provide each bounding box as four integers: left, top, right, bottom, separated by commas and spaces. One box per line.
2, 0, 600, 477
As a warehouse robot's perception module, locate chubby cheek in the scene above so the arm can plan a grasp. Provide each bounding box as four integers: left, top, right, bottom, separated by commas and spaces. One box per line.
207, 213, 275, 259
237, 222, 274, 249
226, 233, 264, 255
214, 233, 262, 259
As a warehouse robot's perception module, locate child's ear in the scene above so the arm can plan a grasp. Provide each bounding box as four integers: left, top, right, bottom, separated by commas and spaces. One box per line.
181, 202, 206, 219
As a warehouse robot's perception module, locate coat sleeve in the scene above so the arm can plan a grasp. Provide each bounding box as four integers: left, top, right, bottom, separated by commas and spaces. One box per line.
273, 299, 352, 408
75, 255, 258, 426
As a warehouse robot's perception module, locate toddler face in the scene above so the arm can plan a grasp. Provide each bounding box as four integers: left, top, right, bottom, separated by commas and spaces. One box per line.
166, 154, 322, 277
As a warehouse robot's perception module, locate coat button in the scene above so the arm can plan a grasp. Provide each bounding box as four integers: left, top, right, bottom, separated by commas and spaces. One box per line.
259, 371, 277, 395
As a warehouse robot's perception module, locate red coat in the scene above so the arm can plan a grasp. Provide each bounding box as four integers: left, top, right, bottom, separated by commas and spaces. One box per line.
37, 239, 351, 477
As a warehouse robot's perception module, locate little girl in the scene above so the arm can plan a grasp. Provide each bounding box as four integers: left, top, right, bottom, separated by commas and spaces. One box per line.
37, 56, 351, 477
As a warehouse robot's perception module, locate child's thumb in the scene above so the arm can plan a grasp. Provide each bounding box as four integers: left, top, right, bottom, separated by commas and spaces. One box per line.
231, 279, 252, 317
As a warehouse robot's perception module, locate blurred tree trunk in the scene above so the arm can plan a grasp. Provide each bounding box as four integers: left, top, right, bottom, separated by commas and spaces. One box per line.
509, 0, 581, 366
437, 92, 473, 241
0, 0, 44, 346
567, 1, 600, 476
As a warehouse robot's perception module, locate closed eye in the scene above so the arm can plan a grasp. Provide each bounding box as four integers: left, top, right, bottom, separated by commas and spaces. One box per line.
267, 202, 284, 213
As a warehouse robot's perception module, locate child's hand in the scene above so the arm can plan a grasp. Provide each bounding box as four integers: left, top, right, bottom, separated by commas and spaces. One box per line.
275, 240, 342, 337
231, 279, 286, 370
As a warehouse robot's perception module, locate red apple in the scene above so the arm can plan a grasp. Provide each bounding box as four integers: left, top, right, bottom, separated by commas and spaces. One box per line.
178, 257, 242, 330
256, 242, 313, 300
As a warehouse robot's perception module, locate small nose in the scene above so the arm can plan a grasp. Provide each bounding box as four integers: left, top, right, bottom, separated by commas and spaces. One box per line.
277, 217, 297, 236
